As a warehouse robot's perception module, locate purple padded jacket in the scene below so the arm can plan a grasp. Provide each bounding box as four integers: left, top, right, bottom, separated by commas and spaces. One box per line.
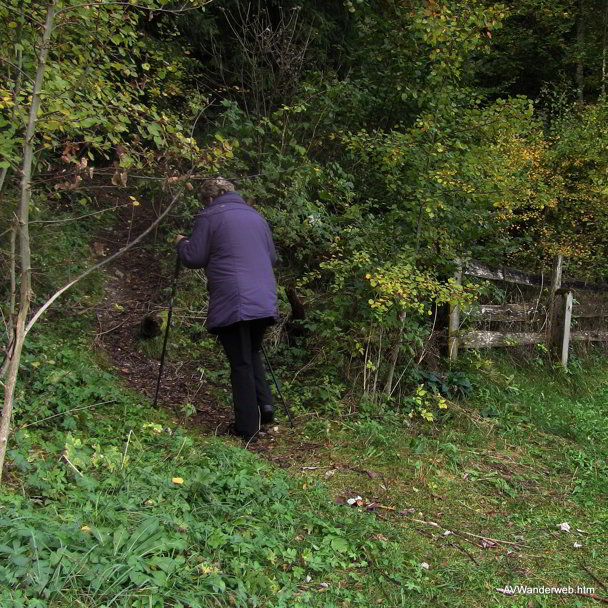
177, 192, 278, 332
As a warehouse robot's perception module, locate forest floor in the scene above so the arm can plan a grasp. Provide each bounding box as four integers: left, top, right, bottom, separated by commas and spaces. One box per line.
88, 198, 608, 607
93, 198, 227, 433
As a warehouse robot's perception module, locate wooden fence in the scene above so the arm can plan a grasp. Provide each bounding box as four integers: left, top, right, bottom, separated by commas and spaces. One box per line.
448, 255, 608, 367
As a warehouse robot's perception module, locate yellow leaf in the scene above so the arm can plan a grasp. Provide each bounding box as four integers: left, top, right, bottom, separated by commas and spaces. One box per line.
172, 477, 184, 484
81, 525, 92, 533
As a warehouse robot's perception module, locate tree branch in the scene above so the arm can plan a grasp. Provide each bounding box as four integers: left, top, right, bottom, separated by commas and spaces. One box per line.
23, 181, 188, 338
54, 0, 211, 17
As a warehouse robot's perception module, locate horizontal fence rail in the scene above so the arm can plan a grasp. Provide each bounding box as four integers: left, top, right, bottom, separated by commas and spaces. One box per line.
449, 256, 608, 367
463, 260, 608, 292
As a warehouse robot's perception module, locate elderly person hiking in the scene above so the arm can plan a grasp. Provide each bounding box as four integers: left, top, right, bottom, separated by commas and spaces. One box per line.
176, 178, 278, 443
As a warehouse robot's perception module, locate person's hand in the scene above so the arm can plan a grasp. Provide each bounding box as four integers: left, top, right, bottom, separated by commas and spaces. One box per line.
175, 234, 187, 245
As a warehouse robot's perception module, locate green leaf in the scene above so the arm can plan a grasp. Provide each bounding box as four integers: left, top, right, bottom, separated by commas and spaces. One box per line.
330, 536, 348, 552
146, 122, 161, 136
11, 554, 29, 567
113, 526, 128, 554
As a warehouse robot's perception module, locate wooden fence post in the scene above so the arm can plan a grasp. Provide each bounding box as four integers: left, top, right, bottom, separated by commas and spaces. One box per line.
551, 289, 573, 367
448, 260, 463, 362
547, 255, 574, 367
547, 254, 563, 347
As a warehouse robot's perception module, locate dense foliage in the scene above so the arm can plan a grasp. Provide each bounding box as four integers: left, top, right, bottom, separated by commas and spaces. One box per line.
1, 2, 608, 606
3, 0, 608, 402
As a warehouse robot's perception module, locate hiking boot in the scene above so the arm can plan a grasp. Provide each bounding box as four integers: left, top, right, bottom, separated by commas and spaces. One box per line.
226, 423, 259, 443
259, 404, 275, 424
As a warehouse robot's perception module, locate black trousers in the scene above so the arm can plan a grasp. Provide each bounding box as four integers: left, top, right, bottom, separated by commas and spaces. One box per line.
216, 319, 274, 437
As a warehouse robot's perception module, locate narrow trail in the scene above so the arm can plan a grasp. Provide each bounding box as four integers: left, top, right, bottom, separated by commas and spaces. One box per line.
90, 193, 296, 458
91, 195, 232, 431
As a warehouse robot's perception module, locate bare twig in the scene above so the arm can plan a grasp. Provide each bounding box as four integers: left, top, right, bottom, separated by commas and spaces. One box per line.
30, 203, 131, 225
290, 351, 322, 384
62, 453, 84, 477
0, 1, 43, 26
163, 437, 187, 463
575, 593, 608, 604
0, 57, 34, 84
363, 549, 402, 587
54, 1, 210, 17
20, 400, 117, 428
445, 539, 480, 566
23, 182, 189, 339
579, 563, 608, 593
96, 320, 127, 338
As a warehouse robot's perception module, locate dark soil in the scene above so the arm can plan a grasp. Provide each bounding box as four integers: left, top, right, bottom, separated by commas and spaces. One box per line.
91, 196, 233, 428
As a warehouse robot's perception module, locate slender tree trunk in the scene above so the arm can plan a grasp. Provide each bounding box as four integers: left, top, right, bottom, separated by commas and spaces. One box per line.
0, 225, 17, 380
371, 327, 383, 401
576, 0, 585, 102
0, 0, 56, 483
7, 226, 17, 349
384, 310, 406, 397
602, 0, 607, 97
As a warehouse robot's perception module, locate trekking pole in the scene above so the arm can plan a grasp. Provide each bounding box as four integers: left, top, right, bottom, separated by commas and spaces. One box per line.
261, 343, 295, 428
153, 255, 181, 407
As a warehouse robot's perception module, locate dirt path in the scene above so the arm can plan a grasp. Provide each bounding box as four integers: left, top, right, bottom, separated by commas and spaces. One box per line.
91, 195, 295, 455
92, 197, 234, 431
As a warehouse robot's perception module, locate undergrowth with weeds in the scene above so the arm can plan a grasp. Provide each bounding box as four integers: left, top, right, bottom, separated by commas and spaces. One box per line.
2, 314, 608, 607
1, 324, 422, 608
268, 349, 608, 607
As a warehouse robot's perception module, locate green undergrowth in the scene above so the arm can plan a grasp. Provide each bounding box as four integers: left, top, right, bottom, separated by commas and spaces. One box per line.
1, 325, 421, 608
3, 320, 608, 607
269, 350, 608, 607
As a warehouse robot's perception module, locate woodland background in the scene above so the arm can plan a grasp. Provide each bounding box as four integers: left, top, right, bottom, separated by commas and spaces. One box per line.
4, 0, 608, 410
1, 1, 608, 607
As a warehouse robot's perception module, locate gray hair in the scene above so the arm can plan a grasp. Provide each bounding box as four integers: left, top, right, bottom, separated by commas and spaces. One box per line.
200, 177, 235, 200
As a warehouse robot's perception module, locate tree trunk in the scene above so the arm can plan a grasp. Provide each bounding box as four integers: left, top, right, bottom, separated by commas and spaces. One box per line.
576, 0, 585, 102
0, 0, 56, 483
6, 225, 17, 357
384, 310, 406, 397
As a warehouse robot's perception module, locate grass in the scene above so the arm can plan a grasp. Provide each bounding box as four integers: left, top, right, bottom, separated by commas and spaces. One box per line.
267, 350, 608, 607
0, 329, 419, 607
1, 327, 607, 607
